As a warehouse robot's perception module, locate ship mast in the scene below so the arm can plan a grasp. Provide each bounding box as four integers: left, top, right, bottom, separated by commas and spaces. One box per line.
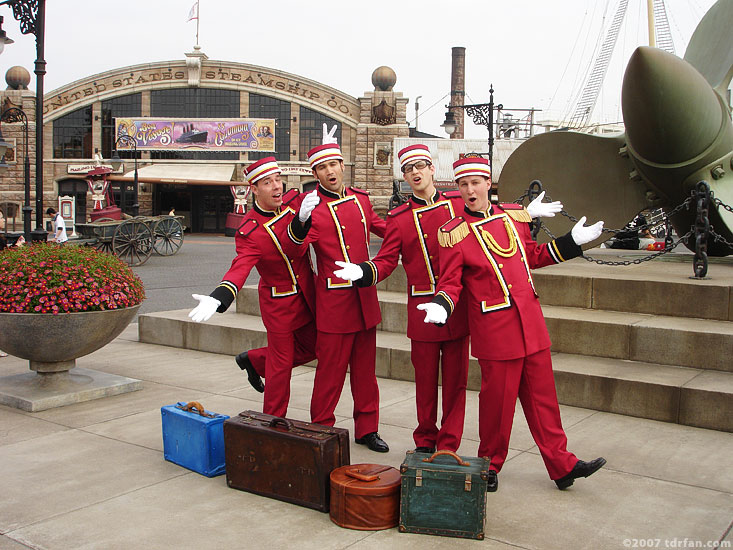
647, 0, 656, 47
566, 0, 676, 130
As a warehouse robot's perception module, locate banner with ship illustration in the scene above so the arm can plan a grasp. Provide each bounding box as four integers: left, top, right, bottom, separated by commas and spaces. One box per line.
113, 118, 276, 152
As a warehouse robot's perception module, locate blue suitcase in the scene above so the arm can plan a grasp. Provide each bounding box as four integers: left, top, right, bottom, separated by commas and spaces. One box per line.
161, 401, 229, 477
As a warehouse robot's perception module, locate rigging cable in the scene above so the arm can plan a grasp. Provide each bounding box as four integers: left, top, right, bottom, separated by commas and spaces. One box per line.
546, 5, 591, 116
406, 93, 449, 126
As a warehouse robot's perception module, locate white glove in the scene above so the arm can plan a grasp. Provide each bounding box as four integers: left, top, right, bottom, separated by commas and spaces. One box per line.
298, 190, 320, 222
571, 216, 604, 246
526, 191, 563, 219
322, 123, 338, 145
333, 261, 364, 282
188, 294, 221, 323
417, 302, 448, 324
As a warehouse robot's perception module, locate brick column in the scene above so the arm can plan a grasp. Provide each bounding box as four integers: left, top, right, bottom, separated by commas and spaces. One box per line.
355, 90, 409, 215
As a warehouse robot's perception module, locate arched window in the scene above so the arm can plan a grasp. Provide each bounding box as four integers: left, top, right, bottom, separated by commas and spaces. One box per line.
150, 88, 240, 160
53, 107, 92, 159
102, 93, 142, 160
249, 93, 291, 162
299, 106, 341, 160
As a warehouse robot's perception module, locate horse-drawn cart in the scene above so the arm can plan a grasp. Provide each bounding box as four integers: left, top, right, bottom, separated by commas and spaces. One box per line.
74, 215, 185, 266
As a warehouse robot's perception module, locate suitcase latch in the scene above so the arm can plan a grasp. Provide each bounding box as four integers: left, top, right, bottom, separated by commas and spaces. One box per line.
464, 474, 472, 492
416, 469, 422, 487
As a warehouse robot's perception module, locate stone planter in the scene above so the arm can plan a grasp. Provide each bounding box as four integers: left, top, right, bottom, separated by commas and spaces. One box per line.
0, 306, 143, 411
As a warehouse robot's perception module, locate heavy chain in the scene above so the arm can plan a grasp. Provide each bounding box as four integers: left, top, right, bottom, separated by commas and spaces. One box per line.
583, 231, 693, 265
515, 182, 698, 266
527, 180, 544, 241
691, 181, 711, 278
714, 197, 733, 214
536, 221, 692, 265
709, 228, 733, 250
514, 181, 733, 270
514, 189, 693, 238
708, 198, 733, 249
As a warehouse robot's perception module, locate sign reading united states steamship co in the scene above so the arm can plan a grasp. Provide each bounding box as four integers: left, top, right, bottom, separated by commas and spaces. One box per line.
43, 62, 360, 121
114, 118, 276, 151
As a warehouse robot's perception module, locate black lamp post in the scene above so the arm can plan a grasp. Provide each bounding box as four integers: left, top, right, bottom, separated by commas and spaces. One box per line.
0, 0, 47, 241
110, 134, 139, 217
0, 106, 30, 242
442, 84, 500, 177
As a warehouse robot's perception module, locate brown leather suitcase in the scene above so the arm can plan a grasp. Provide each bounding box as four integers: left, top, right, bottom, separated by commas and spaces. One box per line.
329, 464, 401, 530
223, 411, 350, 512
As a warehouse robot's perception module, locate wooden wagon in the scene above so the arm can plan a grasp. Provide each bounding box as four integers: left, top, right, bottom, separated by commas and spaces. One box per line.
74, 215, 185, 266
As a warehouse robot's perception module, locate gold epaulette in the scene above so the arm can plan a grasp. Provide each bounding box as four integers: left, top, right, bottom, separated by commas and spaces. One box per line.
437, 217, 469, 248
500, 203, 532, 223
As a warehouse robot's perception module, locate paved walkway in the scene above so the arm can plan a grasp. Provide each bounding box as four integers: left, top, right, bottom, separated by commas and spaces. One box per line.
1, 323, 731, 550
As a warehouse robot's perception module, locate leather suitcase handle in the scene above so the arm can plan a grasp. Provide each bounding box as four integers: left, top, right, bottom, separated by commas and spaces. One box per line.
177, 401, 215, 418
345, 469, 379, 482
422, 450, 470, 467
268, 417, 294, 431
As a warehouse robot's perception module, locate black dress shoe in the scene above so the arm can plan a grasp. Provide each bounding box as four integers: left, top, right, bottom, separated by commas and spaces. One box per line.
487, 469, 498, 493
414, 446, 435, 454
355, 432, 389, 453
555, 457, 607, 490
235, 351, 264, 393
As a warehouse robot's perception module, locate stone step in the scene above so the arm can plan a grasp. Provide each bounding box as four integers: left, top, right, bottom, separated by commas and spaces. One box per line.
332, 257, 733, 321
533, 263, 733, 321
235, 285, 733, 373
138, 309, 733, 432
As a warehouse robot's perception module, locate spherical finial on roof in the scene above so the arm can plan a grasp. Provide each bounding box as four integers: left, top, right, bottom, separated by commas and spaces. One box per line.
372, 66, 396, 91
6, 66, 30, 90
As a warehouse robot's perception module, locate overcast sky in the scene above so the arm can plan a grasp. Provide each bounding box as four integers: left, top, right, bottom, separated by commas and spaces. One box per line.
0, 0, 718, 139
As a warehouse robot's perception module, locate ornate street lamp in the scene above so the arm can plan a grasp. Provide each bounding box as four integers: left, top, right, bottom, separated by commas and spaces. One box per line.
0, 106, 30, 242
440, 109, 458, 136
442, 84, 500, 177
0, 0, 47, 241
110, 134, 139, 217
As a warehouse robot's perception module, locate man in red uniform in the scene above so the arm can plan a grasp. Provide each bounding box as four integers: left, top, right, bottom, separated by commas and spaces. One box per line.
331, 144, 469, 454
419, 156, 607, 491
189, 156, 319, 418
288, 141, 389, 452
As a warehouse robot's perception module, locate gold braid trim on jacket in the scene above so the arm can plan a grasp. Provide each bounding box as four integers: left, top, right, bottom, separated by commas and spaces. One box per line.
504, 207, 532, 223
438, 220, 469, 248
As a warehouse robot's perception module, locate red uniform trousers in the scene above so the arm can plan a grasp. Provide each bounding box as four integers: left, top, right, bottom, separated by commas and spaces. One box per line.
310, 327, 379, 439
411, 335, 469, 452
247, 322, 317, 418
477, 347, 577, 480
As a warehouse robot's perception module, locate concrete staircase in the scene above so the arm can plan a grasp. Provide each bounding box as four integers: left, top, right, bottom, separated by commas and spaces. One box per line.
139, 252, 733, 432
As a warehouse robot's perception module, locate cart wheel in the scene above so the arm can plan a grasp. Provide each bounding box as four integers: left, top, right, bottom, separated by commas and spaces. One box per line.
112, 220, 153, 266
153, 217, 184, 256
93, 239, 114, 255
93, 221, 116, 255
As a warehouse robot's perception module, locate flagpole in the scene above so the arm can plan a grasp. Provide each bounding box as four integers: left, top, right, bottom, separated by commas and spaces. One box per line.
196, 1, 200, 46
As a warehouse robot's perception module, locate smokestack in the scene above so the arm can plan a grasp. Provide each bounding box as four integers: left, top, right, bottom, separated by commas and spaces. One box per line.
450, 47, 466, 139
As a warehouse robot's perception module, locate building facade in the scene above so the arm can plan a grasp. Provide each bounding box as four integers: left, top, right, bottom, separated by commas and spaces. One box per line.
0, 49, 409, 233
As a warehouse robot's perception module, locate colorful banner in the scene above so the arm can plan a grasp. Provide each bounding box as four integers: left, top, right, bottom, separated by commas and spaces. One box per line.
114, 118, 276, 152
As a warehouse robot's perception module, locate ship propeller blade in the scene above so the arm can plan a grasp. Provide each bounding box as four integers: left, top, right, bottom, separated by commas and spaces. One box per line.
497, 131, 648, 244
683, 0, 733, 94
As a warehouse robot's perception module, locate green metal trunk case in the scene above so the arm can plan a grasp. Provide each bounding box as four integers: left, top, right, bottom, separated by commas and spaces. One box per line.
399, 450, 490, 540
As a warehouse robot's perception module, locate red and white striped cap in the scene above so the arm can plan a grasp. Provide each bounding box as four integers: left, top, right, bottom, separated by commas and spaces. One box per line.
244, 156, 281, 185
397, 144, 432, 170
453, 157, 491, 181
307, 143, 343, 169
